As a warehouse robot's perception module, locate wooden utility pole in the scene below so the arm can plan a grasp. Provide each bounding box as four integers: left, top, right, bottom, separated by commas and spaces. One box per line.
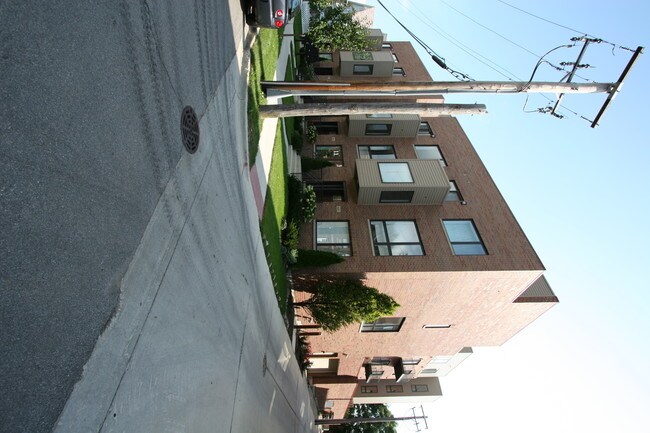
316, 405, 428, 428
315, 414, 427, 426
262, 80, 614, 97
259, 102, 486, 118
260, 45, 642, 126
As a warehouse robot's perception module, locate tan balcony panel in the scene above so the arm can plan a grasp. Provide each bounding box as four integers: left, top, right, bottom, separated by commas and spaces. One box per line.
356, 159, 450, 205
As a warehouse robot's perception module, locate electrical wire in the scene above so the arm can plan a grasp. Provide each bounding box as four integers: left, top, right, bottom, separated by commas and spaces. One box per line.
377, 0, 474, 80
495, 0, 637, 53
379, 0, 594, 122
391, 0, 520, 81
436, 0, 593, 82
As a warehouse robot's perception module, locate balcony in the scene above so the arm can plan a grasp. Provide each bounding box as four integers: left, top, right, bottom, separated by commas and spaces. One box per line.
340, 51, 395, 77
356, 159, 450, 205
363, 357, 416, 382
348, 114, 421, 138
364, 364, 385, 383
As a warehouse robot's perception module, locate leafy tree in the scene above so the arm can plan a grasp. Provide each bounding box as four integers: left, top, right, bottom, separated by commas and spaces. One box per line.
306, 3, 370, 51
329, 404, 397, 433
308, 0, 333, 13
293, 280, 399, 332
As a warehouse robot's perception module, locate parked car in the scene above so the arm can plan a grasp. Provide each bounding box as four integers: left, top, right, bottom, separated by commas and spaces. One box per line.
246, 0, 301, 29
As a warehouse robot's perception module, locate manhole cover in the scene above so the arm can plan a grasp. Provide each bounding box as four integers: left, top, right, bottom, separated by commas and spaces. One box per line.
180, 106, 199, 154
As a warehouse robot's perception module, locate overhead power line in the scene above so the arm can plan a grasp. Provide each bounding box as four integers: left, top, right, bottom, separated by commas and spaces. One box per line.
377, 0, 474, 80
392, 0, 520, 81
495, 0, 638, 53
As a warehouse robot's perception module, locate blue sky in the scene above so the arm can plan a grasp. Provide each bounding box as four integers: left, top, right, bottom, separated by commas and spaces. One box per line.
367, 1, 650, 432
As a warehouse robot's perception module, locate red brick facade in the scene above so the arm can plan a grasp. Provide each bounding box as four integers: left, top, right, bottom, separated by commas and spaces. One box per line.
297, 41, 557, 419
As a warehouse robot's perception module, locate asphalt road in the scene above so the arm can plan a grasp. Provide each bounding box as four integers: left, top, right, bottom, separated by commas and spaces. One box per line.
0, 1, 254, 432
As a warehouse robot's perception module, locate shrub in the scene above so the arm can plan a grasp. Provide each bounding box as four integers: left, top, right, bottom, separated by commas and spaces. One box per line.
298, 62, 316, 80
296, 335, 312, 372
282, 220, 300, 249
300, 185, 317, 223
293, 249, 344, 268
301, 156, 332, 172
306, 125, 318, 144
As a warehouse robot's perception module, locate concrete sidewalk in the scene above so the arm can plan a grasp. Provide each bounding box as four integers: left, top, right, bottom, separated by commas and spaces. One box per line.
53, 21, 318, 433
249, 25, 297, 218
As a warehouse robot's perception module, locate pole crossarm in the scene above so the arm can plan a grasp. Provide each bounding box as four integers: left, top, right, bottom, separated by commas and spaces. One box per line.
259, 102, 487, 118
590, 45, 644, 127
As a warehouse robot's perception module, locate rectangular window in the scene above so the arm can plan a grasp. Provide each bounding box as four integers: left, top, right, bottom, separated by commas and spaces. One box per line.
380, 190, 414, 203
361, 317, 405, 332
379, 162, 413, 183
360, 386, 378, 394
370, 220, 424, 256
442, 220, 487, 255
445, 181, 462, 202
386, 385, 403, 393
358, 145, 396, 159
382, 42, 392, 49
391, 52, 399, 62
353, 64, 374, 75
309, 182, 346, 202
316, 145, 343, 164
366, 113, 393, 118
318, 52, 333, 61
393, 67, 406, 76
418, 122, 434, 136
414, 145, 447, 166
403, 358, 422, 365
353, 51, 374, 60
312, 121, 339, 135
365, 124, 392, 136
411, 384, 429, 392
314, 67, 333, 75
316, 221, 352, 256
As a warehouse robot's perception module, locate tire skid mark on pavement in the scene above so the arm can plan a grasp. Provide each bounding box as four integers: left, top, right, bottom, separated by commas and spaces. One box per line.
193, 0, 209, 109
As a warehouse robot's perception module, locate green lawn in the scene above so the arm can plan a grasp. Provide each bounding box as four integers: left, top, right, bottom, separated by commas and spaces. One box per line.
249, 23, 304, 315
260, 122, 289, 313
247, 28, 281, 166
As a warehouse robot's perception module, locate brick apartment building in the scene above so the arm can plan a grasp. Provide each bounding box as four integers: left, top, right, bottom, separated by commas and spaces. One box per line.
293, 38, 558, 419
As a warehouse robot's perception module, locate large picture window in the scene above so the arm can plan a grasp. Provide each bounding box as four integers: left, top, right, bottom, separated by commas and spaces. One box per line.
414, 145, 446, 166
418, 122, 434, 136
445, 181, 462, 202
360, 317, 405, 332
378, 162, 413, 183
442, 220, 487, 255
358, 145, 396, 159
353, 52, 374, 60
365, 124, 392, 136
316, 145, 343, 164
316, 221, 352, 256
370, 220, 424, 256
380, 190, 414, 203
353, 64, 373, 75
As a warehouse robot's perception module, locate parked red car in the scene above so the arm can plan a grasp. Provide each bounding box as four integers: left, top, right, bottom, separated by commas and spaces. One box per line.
246, 0, 301, 29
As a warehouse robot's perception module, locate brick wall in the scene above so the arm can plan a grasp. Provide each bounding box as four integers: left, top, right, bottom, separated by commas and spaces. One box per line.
298, 115, 544, 274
